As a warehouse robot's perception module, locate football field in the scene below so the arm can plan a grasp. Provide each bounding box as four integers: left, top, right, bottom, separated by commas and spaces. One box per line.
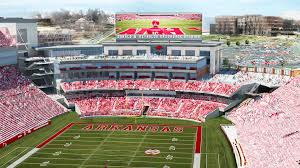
15, 123, 201, 168
0, 113, 236, 168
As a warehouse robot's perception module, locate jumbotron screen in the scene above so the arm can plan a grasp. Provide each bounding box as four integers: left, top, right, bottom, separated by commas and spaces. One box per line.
116, 13, 202, 39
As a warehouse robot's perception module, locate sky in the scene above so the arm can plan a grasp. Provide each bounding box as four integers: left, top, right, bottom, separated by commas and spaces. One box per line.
0, 0, 300, 20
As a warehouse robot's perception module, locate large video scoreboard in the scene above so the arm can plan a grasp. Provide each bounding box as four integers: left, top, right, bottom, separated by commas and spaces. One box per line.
116, 13, 202, 40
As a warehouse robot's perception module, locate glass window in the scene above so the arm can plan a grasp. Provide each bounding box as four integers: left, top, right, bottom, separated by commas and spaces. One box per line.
171, 50, 181, 56
123, 50, 133, 55
108, 50, 118, 56
137, 50, 146, 55
200, 51, 210, 57
185, 50, 195, 56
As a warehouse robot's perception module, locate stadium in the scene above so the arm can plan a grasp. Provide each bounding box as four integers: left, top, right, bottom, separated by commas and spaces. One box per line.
0, 13, 299, 168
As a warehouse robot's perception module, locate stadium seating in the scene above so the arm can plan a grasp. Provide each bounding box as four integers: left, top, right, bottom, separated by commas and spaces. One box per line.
69, 96, 227, 122
61, 80, 240, 96
0, 65, 67, 145
228, 76, 300, 168
209, 71, 291, 87
116, 14, 201, 22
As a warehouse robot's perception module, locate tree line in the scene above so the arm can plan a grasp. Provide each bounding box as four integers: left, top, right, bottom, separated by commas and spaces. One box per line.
34, 9, 111, 26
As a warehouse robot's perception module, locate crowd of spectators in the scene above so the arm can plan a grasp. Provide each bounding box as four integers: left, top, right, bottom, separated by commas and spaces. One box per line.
70, 96, 227, 122
228, 77, 300, 168
116, 13, 201, 22
209, 71, 292, 87
0, 65, 67, 145
62, 80, 240, 96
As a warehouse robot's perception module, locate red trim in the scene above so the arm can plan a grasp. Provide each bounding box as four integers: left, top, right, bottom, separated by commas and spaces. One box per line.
155, 76, 168, 79
138, 76, 150, 78
0, 121, 51, 148
172, 67, 186, 70
85, 66, 98, 69
70, 67, 81, 70
195, 126, 202, 153
174, 76, 185, 79
137, 66, 151, 69
101, 66, 116, 69
36, 123, 74, 148
154, 66, 168, 69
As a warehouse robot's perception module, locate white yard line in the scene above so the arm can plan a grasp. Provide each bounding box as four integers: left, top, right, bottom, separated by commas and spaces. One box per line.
36, 151, 193, 157
1, 147, 30, 167
0, 147, 23, 160
1, 123, 70, 167
206, 154, 208, 168
63, 133, 196, 137
127, 131, 149, 166
7, 148, 38, 168
191, 128, 197, 168
218, 154, 221, 168
206, 126, 208, 168
64, 131, 196, 135
22, 160, 192, 166
193, 154, 201, 168
21, 162, 122, 167
38, 148, 194, 154
47, 141, 193, 146
78, 131, 114, 167
59, 135, 195, 141
29, 157, 124, 162
52, 139, 193, 145
42, 146, 194, 150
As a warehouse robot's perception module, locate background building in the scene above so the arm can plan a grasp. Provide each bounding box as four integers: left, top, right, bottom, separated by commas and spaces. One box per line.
212, 15, 300, 36
215, 16, 238, 35
237, 15, 268, 35
0, 18, 38, 66
38, 29, 73, 47
0, 18, 38, 54
0, 13, 223, 93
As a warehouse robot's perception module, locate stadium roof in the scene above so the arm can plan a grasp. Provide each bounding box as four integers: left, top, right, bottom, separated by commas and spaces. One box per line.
0, 18, 37, 23
35, 45, 103, 51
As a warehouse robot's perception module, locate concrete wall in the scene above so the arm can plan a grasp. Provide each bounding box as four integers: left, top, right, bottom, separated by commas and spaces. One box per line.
0, 47, 17, 65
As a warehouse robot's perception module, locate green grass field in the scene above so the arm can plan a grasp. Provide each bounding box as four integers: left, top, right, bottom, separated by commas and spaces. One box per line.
116, 19, 202, 35
0, 112, 236, 168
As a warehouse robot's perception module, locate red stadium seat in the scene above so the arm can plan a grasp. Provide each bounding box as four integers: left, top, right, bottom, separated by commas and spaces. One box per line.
0, 65, 67, 145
